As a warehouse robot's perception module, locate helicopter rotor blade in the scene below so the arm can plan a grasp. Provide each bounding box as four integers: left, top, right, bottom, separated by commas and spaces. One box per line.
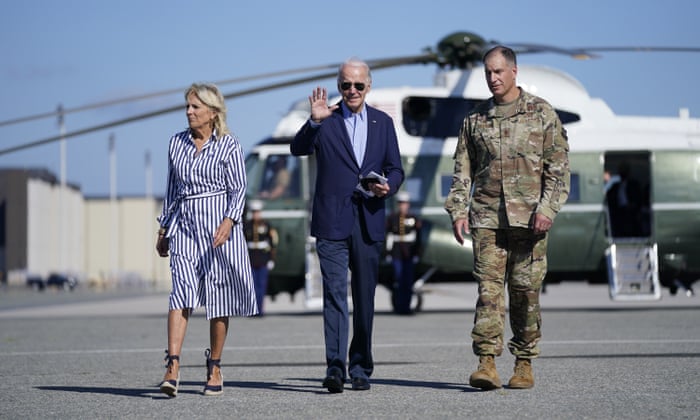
0, 52, 441, 156
510, 43, 700, 60
3, 29, 699, 156
0, 53, 440, 129
0, 63, 345, 128
0, 70, 332, 156
568, 46, 700, 59
366, 52, 440, 69
509, 43, 602, 59
435, 32, 700, 66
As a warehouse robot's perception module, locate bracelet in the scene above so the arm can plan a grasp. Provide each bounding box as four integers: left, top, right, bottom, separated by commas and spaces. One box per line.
158, 227, 167, 236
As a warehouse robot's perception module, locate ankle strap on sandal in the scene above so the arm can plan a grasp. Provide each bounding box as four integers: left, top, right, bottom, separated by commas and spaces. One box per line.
204, 348, 221, 379
163, 349, 180, 367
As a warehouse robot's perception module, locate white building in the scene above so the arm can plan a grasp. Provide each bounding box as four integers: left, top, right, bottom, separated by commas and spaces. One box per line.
0, 169, 170, 289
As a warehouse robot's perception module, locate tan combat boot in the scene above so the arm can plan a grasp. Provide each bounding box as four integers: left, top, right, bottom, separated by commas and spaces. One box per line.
469, 355, 502, 390
508, 358, 534, 389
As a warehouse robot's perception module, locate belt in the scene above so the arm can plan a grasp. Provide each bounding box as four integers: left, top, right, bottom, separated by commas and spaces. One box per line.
161, 190, 227, 237
183, 190, 226, 200
248, 241, 271, 250
387, 231, 417, 242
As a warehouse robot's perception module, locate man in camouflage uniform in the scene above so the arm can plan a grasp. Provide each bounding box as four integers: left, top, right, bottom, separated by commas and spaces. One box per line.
445, 46, 570, 390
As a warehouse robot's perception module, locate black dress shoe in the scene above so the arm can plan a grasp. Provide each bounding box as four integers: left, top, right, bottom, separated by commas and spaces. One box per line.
351, 377, 370, 391
322, 370, 344, 393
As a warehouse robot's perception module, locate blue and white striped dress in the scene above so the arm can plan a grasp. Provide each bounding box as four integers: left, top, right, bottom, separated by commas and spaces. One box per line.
158, 129, 258, 319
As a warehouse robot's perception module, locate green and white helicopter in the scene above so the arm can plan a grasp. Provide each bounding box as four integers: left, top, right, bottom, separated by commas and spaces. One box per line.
4, 32, 698, 311
242, 32, 700, 310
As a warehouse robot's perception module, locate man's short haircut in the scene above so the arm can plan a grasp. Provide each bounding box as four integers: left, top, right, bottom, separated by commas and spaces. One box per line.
337, 57, 372, 83
483, 45, 517, 66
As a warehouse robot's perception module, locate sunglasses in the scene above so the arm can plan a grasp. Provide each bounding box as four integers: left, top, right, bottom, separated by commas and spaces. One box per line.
339, 82, 366, 92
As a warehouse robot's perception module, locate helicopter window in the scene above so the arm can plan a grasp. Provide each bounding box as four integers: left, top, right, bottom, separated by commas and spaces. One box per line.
402, 97, 481, 138
568, 173, 580, 202
402, 96, 580, 138
245, 152, 264, 193
257, 154, 300, 199
555, 110, 581, 125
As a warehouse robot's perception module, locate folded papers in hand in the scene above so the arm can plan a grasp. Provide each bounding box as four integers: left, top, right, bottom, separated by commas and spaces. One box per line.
356, 171, 387, 197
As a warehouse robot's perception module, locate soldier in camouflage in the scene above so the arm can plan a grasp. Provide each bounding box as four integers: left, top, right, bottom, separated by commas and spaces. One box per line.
444, 45, 570, 390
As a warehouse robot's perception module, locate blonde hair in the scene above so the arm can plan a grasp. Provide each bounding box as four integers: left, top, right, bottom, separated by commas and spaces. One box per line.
185, 83, 230, 137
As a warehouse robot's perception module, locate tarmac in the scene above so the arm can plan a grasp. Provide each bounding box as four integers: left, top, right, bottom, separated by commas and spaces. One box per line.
0, 281, 698, 419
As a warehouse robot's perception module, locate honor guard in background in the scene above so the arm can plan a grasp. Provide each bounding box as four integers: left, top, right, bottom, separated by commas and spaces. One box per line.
386, 191, 423, 315
245, 200, 278, 316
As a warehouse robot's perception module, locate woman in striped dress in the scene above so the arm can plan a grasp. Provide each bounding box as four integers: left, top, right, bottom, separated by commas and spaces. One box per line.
155, 83, 257, 397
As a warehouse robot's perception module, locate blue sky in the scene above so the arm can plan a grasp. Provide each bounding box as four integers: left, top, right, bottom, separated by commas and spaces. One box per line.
1, 0, 699, 196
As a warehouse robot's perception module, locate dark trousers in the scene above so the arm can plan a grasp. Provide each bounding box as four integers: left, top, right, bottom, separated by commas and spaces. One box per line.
316, 205, 381, 380
251, 266, 269, 314
392, 258, 415, 314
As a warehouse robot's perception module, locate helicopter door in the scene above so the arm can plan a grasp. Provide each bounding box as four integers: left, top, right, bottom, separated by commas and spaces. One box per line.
603, 151, 661, 300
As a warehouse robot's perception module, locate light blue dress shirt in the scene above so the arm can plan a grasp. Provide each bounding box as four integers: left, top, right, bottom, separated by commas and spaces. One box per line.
341, 102, 368, 165
308, 102, 368, 166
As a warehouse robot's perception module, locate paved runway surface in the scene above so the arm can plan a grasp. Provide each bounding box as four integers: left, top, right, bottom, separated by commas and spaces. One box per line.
1, 281, 698, 419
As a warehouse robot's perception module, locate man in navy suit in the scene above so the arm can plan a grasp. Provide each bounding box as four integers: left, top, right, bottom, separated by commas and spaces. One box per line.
291, 58, 404, 393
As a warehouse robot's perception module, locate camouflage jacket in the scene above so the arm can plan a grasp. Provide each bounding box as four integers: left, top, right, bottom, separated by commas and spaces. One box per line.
444, 89, 570, 229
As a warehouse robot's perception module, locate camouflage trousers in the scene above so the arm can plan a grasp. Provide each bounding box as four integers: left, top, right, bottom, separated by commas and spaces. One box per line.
470, 227, 547, 358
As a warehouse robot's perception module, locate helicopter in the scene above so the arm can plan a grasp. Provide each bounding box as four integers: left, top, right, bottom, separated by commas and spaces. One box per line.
241, 32, 700, 310
2, 32, 699, 310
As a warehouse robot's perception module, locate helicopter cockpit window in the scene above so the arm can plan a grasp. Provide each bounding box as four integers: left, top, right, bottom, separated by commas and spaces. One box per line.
257, 154, 300, 199
402, 96, 580, 138
402, 97, 481, 138
555, 109, 580, 125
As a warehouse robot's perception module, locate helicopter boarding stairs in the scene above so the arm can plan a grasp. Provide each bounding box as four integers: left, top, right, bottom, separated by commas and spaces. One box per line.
605, 238, 661, 301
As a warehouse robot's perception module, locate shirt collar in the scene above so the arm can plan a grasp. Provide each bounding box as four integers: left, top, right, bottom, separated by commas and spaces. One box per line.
187, 128, 219, 143
340, 102, 367, 121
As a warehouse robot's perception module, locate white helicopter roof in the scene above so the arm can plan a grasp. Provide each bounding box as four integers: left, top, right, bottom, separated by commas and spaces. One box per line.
451, 65, 598, 112
269, 65, 700, 154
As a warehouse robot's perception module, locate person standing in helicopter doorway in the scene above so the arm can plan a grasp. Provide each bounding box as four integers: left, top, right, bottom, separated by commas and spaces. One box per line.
445, 45, 570, 390
244, 199, 278, 316
385, 191, 423, 315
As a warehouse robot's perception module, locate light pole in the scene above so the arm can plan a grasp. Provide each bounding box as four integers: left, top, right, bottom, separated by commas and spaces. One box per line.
57, 104, 66, 275
109, 133, 118, 285
145, 150, 155, 286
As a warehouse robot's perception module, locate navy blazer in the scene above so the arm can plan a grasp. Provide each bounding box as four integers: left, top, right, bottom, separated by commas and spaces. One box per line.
291, 104, 404, 242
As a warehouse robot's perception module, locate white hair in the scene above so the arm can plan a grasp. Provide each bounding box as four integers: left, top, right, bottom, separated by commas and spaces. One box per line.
337, 57, 372, 84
